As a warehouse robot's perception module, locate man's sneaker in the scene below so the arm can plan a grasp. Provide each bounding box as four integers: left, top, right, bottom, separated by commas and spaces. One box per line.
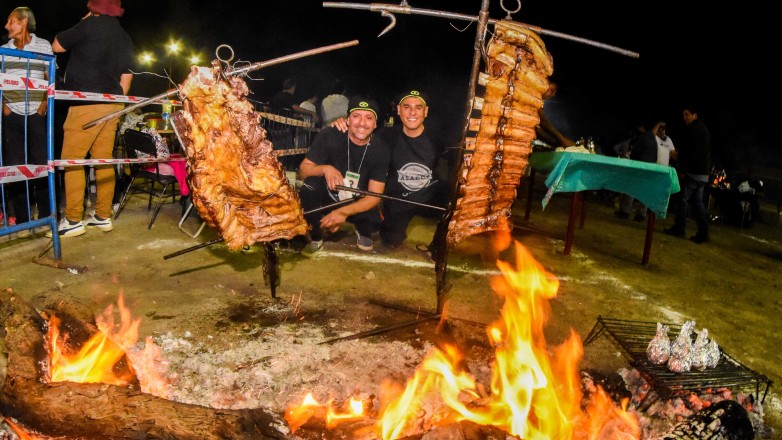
86, 214, 113, 232
355, 231, 373, 252
46, 218, 86, 238
17, 228, 32, 239
301, 240, 323, 257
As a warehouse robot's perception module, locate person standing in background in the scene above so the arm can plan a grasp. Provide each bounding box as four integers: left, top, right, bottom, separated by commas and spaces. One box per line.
614, 120, 660, 221
2, 7, 53, 237
664, 106, 712, 243
655, 121, 676, 166
47, 0, 133, 237
320, 80, 348, 126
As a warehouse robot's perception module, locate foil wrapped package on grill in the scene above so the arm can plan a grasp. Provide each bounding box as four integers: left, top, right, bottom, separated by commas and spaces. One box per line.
667, 320, 695, 373
705, 339, 721, 368
690, 328, 711, 371
646, 322, 671, 365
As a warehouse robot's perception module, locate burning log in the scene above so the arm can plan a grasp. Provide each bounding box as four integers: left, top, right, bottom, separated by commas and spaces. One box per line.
0, 288, 288, 439
659, 399, 754, 440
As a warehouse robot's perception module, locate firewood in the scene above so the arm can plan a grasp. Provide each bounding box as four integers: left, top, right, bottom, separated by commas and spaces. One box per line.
0, 288, 289, 439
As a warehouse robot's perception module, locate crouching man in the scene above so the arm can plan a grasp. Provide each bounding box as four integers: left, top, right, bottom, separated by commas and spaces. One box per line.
298, 96, 390, 256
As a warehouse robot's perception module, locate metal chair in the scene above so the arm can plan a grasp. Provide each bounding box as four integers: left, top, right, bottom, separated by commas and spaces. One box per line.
114, 129, 180, 229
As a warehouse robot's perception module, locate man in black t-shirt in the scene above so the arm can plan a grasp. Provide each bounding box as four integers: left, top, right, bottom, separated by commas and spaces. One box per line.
376, 90, 449, 248
298, 96, 390, 255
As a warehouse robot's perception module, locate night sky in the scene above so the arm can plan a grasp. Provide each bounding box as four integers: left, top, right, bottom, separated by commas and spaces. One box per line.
10, 0, 779, 173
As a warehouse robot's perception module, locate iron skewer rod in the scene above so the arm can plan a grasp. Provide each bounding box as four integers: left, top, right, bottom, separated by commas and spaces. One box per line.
83, 40, 360, 130
323, 2, 638, 58
161, 198, 358, 260
334, 185, 446, 211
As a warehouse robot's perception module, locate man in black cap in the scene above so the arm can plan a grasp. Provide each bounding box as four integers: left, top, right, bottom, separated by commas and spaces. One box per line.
332, 89, 449, 249
298, 96, 390, 255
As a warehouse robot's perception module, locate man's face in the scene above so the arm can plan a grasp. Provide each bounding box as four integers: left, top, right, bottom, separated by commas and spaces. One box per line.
347, 109, 377, 144
656, 125, 667, 139
5, 13, 25, 40
683, 110, 696, 125
397, 96, 428, 132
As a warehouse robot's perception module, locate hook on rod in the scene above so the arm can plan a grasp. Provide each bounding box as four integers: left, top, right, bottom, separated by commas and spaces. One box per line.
378, 10, 396, 37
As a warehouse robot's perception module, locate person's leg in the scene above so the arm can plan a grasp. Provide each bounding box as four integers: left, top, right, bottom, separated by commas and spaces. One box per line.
616, 194, 633, 218
690, 181, 709, 240
62, 106, 104, 222
349, 208, 382, 239
28, 114, 51, 219
380, 200, 415, 247
90, 104, 123, 220
672, 177, 695, 234
3, 114, 31, 223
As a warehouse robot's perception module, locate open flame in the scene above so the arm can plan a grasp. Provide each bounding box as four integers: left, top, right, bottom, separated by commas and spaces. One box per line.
46, 292, 169, 396
286, 240, 640, 439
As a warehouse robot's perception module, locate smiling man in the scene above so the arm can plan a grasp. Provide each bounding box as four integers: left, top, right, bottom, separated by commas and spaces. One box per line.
298, 96, 390, 255
375, 89, 449, 249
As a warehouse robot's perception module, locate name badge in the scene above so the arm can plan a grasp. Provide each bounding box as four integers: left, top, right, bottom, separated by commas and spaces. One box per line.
338, 171, 361, 201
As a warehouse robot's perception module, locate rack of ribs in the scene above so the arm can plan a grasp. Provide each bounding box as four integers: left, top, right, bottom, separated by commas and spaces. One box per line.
447, 20, 553, 246
172, 63, 308, 251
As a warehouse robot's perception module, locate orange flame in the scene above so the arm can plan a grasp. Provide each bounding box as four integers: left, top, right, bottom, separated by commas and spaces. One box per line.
285, 392, 369, 433
377, 241, 640, 439
46, 293, 169, 396
284, 240, 640, 438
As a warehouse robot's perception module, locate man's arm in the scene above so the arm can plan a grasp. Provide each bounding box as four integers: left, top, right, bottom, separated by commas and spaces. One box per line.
51, 37, 65, 53
299, 157, 343, 191
120, 73, 132, 95
319, 180, 385, 233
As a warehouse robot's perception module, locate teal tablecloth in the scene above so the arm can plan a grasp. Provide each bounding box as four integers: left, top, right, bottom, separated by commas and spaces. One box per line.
529, 151, 681, 219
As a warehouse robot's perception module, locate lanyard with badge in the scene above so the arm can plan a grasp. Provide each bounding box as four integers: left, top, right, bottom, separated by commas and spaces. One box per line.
338, 136, 369, 201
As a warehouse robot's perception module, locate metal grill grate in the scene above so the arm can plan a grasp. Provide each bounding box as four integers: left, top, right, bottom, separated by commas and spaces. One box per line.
584, 316, 773, 411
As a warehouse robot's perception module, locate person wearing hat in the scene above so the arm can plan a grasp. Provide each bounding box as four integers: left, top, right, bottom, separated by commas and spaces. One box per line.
48, 0, 133, 238
331, 89, 449, 249
298, 96, 390, 255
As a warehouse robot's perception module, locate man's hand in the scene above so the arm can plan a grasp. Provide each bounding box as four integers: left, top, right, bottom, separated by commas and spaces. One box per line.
2, 104, 10, 117
37, 100, 47, 116
331, 117, 348, 133
320, 209, 348, 233
321, 165, 343, 191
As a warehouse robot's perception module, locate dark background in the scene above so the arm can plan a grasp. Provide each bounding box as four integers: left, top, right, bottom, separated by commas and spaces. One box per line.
9, 0, 779, 175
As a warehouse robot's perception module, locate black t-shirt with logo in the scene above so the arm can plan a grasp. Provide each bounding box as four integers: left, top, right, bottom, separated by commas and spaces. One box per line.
378, 126, 441, 203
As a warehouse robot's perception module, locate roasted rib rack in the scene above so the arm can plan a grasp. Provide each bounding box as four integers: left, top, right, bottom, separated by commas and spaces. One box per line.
584, 316, 773, 411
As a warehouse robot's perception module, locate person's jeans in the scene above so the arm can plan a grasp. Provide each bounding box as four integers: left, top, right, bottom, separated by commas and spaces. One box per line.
673, 175, 709, 237
2, 112, 51, 223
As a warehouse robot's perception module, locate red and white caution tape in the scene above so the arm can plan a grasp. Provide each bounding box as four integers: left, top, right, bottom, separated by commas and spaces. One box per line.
0, 164, 48, 184
0, 72, 181, 105
3, 148, 306, 182
47, 156, 186, 170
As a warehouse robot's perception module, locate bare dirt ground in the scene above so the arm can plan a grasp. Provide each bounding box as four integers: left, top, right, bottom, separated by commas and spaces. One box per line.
1, 176, 780, 439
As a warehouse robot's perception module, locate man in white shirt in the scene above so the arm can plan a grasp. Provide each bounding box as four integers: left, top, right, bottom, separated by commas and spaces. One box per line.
655, 122, 676, 166
2, 7, 54, 231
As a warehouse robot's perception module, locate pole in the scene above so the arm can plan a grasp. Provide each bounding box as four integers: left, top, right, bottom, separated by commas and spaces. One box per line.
334, 185, 446, 211
322, 2, 638, 58
82, 40, 360, 130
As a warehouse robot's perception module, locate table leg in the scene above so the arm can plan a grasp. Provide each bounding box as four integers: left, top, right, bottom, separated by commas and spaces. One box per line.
564, 192, 579, 255
524, 168, 536, 221
642, 208, 655, 265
